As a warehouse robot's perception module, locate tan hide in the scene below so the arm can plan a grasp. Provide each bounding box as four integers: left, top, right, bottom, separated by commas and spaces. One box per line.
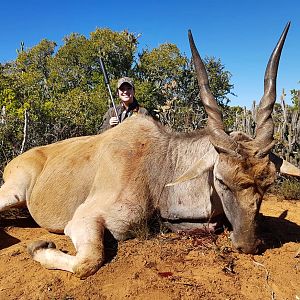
166, 149, 216, 187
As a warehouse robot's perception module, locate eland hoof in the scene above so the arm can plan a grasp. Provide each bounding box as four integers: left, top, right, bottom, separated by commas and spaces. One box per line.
27, 240, 56, 257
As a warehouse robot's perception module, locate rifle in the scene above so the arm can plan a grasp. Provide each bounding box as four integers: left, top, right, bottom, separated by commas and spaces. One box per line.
99, 56, 119, 122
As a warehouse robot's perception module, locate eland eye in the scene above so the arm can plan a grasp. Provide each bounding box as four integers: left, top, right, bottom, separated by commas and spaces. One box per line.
215, 177, 233, 192
239, 182, 253, 189
216, 177, 227, 187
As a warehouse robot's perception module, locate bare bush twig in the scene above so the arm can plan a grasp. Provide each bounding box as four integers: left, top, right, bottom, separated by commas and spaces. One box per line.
252, 259, 275, 300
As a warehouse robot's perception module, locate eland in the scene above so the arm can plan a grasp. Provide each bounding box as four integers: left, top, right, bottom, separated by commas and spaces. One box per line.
1, 22, 299, 279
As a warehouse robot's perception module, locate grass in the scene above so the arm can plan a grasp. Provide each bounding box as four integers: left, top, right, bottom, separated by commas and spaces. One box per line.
270, 175, 300, 200
126, 210, 169, 240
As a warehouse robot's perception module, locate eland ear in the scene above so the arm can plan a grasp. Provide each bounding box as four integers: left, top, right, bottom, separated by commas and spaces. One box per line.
270, 153, 300, 177
166, 149, 217, 187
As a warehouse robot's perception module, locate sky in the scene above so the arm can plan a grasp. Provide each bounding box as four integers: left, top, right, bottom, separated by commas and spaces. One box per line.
1, 0, 299, 108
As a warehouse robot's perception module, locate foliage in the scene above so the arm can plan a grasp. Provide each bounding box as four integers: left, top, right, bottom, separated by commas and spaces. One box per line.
136, 46, 234, 130
222, 105, 244, 131
0, 27, 234, 172
270, 176, 300, 200
136, 43, 188, 112
202, 57, 234, 106
90, 28, 138, 79
291, 88, 300, 110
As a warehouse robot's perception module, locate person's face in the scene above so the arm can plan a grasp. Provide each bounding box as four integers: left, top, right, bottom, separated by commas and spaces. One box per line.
118, 83, 134, 104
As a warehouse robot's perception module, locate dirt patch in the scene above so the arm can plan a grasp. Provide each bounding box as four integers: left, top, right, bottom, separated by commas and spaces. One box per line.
1, 195, 300, 300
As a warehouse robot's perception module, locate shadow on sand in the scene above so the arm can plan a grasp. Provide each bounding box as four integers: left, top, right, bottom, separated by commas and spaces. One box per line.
0, 208, 39, 250
0, 229, 20, 249
1, 208, 299, 255
259, 211, 300, 250
0, 208, 119, 262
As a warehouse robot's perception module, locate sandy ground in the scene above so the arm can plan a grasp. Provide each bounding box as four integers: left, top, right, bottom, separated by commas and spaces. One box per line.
0, 195, 300, 300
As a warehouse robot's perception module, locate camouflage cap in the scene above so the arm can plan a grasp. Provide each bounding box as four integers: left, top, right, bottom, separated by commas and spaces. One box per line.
117, 77, 135, 89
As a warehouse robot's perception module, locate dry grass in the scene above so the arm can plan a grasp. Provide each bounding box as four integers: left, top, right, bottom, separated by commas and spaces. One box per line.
270, 176, 300, 200
126, 211, 169, 240
0, 207, 31, 220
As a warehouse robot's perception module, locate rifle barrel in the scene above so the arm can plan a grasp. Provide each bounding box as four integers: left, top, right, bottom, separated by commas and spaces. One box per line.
99, 57, 119, 120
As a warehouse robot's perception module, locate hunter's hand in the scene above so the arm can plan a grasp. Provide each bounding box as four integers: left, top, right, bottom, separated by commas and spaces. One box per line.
109, 117, 119, 126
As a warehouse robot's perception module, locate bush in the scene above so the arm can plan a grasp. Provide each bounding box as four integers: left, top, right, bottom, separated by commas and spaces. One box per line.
270, 176, 300, 200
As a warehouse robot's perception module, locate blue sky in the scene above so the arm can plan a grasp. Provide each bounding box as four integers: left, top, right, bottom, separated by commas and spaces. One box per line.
1, 0, 299, 108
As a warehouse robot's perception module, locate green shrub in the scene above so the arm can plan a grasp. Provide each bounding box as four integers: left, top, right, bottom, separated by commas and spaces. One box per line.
270, 176, 300, 200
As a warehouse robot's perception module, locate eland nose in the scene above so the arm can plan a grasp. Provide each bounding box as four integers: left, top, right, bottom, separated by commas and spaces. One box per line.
231, 233, 262, 254
236, 238, 262, 254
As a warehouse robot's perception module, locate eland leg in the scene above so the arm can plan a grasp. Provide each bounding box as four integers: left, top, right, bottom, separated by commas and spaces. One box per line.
0, 152, 46, 212
28, 215, 105, 279
0, 177, 28, 212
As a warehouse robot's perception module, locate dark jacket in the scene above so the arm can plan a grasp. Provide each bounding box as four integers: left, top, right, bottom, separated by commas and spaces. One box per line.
99, 99, 149, 132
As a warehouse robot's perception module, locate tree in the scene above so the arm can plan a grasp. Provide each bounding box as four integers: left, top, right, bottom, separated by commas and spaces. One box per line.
136, 44, 234, 130
135, 43, 188, 115
0, 27, 234, 171
202, 57, 234, 106
90, 28, 139, 79
291, 88, 300, 110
